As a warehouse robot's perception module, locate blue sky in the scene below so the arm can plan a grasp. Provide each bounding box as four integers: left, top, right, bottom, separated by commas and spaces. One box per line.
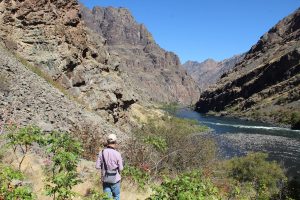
80, 0, 299, 63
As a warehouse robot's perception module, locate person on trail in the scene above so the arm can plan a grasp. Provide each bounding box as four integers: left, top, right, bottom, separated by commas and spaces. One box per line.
96, 134, 123, 200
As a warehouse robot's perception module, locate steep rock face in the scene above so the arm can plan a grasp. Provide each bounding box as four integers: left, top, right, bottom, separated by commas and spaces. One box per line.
0, 0, 137, 124
0, 45, 126, 156
182, 55, 245, 91
80, 5, 200, 104
196, 8, 300, 127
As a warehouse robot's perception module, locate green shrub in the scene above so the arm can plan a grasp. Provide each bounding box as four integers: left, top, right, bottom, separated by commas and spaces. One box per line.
159, 102, 181, 115
147, 171, 222, 200
43, 131, 83, 200
143, 135, 167, 152
126, 115, 214, 178
122, 165, 150, 189
84, 189, 113, 200
226, 152, 287, 199
291, 112, 300, 130
0, 164, 35, 200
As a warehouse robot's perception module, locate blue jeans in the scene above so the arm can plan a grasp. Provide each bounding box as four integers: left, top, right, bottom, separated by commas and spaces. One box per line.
103, 181, 120, 200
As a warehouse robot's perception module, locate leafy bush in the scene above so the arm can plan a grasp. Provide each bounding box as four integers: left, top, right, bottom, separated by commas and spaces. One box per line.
147, 171, 222, 200
84, 189, 113, 200
122, 165, 150, 189
159, 102, 181, 115
143, 135, 167, 152
43, 131, 83, 200
226, 152, 287, 199
125, 115, 214, 179
0, 164, 35, 200
291, 112, 300, 130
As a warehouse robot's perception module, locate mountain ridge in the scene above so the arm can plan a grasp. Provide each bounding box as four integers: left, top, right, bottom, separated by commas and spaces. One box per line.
196, 8, 300, 128
182, 54, 245, 91
80, 4, 200, 104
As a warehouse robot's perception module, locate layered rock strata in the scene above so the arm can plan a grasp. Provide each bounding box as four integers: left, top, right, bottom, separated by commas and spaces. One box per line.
196, 8, 300, 127
0, 45, 126, 155
0, 0, 137, 123
80, 5, 200, 104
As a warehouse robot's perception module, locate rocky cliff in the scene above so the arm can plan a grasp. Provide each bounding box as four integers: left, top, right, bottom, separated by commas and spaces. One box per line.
0, 44, 126, 157
196, 8, 300, 128
0, 0, 141, 124
182, 54, 244, 91
0, 0, 199, 127
80, 5, 200, 104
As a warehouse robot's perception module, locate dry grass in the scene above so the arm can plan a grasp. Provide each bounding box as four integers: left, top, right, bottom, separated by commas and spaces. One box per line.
129, 104, 164, 124
2, 149, 151, 200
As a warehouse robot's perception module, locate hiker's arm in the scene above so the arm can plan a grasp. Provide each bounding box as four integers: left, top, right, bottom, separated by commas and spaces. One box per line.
95, 152, 102, 169
117, 153, 123, 172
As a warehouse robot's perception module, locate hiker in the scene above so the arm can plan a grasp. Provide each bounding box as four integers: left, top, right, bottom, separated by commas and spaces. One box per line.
96, 134, 123, 200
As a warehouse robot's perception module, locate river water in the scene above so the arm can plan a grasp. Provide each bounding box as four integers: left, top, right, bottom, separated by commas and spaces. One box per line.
176, 108, 300, 180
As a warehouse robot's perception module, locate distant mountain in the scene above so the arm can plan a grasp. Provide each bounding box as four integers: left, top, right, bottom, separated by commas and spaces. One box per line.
182, 54, 245, 91
196, 8, 300, 129
80, 5, 200, 104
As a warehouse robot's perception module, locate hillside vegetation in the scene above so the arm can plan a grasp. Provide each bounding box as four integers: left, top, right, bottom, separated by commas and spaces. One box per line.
0, 120, 295, 200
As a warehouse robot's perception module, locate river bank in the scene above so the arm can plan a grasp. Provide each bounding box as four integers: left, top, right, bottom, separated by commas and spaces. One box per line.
176, 108, 300, 179
206, 110, 297, 130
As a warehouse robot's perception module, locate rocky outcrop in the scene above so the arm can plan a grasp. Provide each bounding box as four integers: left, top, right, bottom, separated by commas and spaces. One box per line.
80, 5, 200, 104
0, 0, 138, 124
0, 45, 126, 156
196, 8, 300, 127
182, 54, 244, 91
0, 0, 200, 128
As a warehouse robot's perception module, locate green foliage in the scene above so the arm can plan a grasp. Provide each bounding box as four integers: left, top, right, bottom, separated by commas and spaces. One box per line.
126, 115, 214, 180
122, 165, 150, 189
6, 125, 43, 169
84, 189, 113, 200
159, 102, 181, 115
143, 116, 208, 138
226, 152, 287, 199
143, 136, 167, 152
291, 112, 300, 129
148, 171, 222, 200
0, 164, 35, 200
43, 131, 83, 200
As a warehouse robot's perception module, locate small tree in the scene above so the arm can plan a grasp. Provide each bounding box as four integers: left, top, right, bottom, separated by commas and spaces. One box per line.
6, 125, 42, 170
43, 131, 83, 200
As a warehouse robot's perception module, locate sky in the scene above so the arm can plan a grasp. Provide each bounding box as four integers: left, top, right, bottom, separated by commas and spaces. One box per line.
80, 0, 300, 63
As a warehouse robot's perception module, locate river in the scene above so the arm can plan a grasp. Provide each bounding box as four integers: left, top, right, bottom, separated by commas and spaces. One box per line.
176, 108, 300, 181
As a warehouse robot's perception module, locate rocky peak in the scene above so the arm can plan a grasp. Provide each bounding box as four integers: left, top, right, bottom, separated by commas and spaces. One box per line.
80, 4, 200, 104
182, 55, 244, 90
202, 58, 218, 65
82, 5, 154, 46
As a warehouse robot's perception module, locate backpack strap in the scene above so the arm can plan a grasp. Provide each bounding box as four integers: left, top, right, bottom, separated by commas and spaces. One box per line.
101, 150, 108, 171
